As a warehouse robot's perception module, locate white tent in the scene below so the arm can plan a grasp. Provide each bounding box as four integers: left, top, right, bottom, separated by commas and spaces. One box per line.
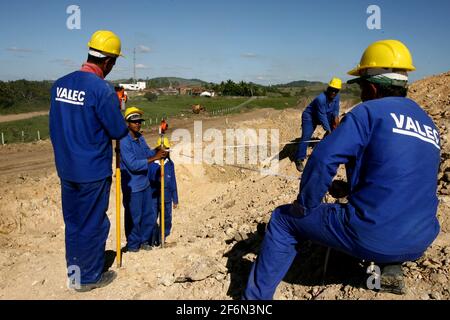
200, 91, 213, 97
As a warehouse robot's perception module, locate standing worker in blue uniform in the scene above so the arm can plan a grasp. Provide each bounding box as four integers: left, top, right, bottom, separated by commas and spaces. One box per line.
49, 30, 129, 292
295, 78, 342, 172
243, 40, 441, 300
120, 107, 166, 252
148, 137, 179, 248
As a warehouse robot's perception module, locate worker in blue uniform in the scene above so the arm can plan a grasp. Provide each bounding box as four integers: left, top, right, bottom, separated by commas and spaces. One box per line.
295, 77, 342, 172
120, 107, 167, 252
148, 137, 179, 247
50, 30, 128, 292
243, 40, 441, 300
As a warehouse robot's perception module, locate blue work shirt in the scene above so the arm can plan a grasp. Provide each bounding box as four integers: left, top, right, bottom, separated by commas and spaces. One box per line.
298, 97, 440, 255
49, 71, 128, 183
303, 92, 340, 132
120, 132, 156, 193
148, 158, 179, 204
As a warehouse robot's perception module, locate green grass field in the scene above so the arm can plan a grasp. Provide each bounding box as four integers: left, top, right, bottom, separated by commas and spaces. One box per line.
120, 95, 300, 123
0, 100, 50, 115
0, 115, 50, 144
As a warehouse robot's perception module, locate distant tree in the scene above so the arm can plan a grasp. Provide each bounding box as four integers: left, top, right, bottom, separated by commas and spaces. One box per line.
144, 92, 158, 102
0, 80, 52, 110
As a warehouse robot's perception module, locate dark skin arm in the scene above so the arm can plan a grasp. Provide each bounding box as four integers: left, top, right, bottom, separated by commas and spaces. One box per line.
147, 148, 167, 163
332, 116, 340, 130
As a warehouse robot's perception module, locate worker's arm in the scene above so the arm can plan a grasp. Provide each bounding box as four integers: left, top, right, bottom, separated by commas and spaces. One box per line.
314, 96, 332, 133
171, 162, 179, 206
333, 95, 340, 118
147, 148, 167, 163
297, 112, 369, 212
120, 138, 149, 173
96, 88, 128, 140
332, 96, 341, 130
332, 116, 340, 130
147, 149, 166, 163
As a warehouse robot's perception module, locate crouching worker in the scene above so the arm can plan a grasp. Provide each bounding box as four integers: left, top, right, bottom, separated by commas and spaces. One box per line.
120, 107, 167, 252
148, 137, 179, 248
243, 40, 440, 299
295, 77, 342, 172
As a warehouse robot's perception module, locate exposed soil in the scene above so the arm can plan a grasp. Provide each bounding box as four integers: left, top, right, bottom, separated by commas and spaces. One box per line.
0, 72, 448, 300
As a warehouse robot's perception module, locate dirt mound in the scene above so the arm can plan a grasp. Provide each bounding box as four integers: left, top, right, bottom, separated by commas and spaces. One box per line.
409, 71, 450, 195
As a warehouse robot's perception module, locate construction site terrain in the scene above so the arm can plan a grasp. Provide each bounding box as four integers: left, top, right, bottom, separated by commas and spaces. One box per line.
0, 72, 449, 300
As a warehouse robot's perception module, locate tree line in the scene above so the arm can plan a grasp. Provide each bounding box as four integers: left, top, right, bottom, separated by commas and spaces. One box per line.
0, 80, 52, 111
205, 80, 267, 97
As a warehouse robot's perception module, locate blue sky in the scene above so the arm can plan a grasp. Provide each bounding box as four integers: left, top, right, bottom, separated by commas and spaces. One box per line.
0, 0, 449, 84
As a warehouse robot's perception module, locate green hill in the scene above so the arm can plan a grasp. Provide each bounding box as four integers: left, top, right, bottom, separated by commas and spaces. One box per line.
275, 80, 325, 88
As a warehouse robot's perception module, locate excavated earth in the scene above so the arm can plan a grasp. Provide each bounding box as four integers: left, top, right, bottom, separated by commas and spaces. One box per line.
0, 72, 449, 300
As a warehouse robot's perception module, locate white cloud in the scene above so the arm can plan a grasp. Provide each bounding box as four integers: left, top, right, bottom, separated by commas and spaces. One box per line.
241, 53, 258, 58
135, 64, 150, 69
6, 47, 34, 53
162, 65, 193, 71
137, 45, 151, 53
50, 59, 79, 68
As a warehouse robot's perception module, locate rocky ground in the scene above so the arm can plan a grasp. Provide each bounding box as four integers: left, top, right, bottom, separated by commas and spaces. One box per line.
0, 72, 448, 300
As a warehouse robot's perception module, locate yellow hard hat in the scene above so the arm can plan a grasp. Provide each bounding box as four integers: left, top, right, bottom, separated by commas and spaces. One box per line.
348, 40, 416, 76
124, 107, 144, 121
328, 77, 342, 90
155, 137, 171, 149
88, 30, 123, 57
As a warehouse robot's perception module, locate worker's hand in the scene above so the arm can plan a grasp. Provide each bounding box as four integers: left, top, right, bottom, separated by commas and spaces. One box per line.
148, 149, 167, 163
154, 148, 168, 160
173, 203, 178, 209
332, 117, 340, 130
328, 180, 350, 199
323, 131, 331, 138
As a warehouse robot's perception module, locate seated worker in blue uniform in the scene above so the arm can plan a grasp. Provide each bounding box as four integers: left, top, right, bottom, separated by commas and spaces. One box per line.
243, 40, 441, 300
120, 107, 166, 252
295, 77, 342, 172
148, 137, 179, 248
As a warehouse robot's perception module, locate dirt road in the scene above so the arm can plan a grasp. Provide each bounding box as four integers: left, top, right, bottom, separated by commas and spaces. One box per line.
0, 108, 288, 177
0, 111, 49, 123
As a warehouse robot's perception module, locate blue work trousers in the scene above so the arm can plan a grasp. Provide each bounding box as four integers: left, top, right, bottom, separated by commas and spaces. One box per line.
243, 204, 423, 300
123, 186, 157, 250
151, 201, 173, 245
295, 117, 316, 161
61, 177, 111, 285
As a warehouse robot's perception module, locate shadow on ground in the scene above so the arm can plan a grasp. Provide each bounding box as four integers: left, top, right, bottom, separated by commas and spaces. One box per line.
104, 250, 117, 271
224, 223, 368, 300
277, 136, 322, 162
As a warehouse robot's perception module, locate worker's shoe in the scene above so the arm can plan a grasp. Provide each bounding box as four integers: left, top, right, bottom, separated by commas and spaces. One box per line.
295, 160, 304, 172
125, 246, 139, 253
74, 270, 117, 293
380, 264, 406, 295
140, 243, 153, 251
